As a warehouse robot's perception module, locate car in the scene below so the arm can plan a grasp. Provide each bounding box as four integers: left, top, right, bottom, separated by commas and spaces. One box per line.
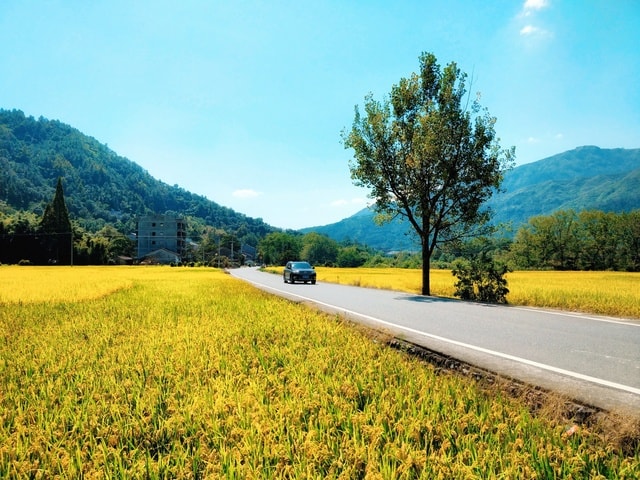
283, 261, 316, 284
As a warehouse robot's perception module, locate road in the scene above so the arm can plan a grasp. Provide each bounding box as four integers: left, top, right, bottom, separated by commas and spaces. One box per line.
229, 267, 640, 416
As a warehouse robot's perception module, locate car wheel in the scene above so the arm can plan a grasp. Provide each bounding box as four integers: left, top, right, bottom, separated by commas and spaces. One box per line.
311, 280, 316, 285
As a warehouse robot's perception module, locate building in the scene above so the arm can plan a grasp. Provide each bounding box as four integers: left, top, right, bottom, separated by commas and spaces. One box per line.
136, 214, 186, 263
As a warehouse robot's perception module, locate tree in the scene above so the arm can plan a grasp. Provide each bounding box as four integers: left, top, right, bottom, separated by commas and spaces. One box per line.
300, 232, 339, 266
40, 177, 72, 264
343, 52, 514, 295
336, 245, 369, 268
258, 232, 302, 265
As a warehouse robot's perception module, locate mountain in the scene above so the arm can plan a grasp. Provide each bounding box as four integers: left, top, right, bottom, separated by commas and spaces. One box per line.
0, 109, 275, 243
302, 146, 640, 251
302, 207, 421, 252
486, 146, 640, 229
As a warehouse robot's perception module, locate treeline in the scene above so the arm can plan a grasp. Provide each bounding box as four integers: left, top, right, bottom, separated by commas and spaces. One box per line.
507, 209, 640, 271
259, 209, 640, 272
4, 201, 637, 271
0, 206, 136, 265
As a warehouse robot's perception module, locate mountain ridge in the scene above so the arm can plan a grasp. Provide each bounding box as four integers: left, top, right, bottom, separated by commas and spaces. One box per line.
2, 109, 638, 253
302, 146, 640, 251
0, 109, 276, 244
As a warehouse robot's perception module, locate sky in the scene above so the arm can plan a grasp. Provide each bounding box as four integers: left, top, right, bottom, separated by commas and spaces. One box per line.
1, 1, 638, 230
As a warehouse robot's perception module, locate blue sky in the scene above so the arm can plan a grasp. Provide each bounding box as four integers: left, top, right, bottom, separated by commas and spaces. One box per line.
1, 1, 638, 230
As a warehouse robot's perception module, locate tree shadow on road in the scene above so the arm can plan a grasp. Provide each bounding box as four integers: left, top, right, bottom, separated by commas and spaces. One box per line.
396, 295, 458, 303
397, 295, 501, 308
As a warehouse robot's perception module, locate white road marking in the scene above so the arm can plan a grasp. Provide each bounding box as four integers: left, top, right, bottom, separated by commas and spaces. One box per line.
244, 278, 640, 396
509, 305, 640, 327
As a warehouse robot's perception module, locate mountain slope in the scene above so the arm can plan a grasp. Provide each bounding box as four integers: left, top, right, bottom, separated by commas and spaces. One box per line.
303, 146, 640, 251
486, 146, 640, 228
301, 208, 420, 252
0, 109, 275, 240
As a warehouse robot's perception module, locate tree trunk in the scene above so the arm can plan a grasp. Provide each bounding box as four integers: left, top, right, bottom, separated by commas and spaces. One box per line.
421, 238, 431, 296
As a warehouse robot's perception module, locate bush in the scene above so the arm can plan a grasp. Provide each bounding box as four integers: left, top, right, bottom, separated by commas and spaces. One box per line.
452, 252, 510, 304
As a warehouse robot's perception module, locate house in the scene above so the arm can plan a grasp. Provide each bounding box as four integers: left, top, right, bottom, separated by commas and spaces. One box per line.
136, 214, 186, 263
139, 248, 181, 265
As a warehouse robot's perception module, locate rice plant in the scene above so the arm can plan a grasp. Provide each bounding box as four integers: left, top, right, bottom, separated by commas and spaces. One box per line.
1, 266, 637, 477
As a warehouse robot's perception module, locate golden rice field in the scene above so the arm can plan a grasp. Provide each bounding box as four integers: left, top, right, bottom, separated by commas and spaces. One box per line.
286, 267, 640, 320
1, 266, 638, 478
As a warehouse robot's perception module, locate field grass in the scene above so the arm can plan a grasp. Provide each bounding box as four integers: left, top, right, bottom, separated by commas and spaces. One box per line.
265, 267, 640, 319
1, 266, 638, 478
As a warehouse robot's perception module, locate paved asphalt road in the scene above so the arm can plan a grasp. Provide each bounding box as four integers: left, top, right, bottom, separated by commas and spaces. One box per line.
229, 267, 640, 416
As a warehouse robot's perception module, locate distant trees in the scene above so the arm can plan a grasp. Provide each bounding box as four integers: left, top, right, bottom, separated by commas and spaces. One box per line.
255, 209, 639, 273
258, 232, 371, 267
343, 52, 514, 295
0, 178, 136, 265
258, 232, 303, 266
509, 209, 640, 271
0, 210, 41, 264
300, 233, 339, 266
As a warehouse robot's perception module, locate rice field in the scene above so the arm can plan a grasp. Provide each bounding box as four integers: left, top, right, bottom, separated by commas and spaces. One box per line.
1, 266, 638, 478
279, 267, 639, 320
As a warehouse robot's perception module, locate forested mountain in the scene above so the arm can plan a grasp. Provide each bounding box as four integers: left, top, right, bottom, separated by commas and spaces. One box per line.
0, 109, 275, 243
301, 208, 420, 252
303, 146, 640, 252
2, 109, 638, 258
485, 146, 640, 229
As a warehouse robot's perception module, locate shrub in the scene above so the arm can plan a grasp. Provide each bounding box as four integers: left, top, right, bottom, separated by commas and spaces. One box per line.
452, 252, 510, 304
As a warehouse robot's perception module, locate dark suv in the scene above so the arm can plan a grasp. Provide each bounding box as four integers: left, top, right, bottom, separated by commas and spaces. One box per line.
283, 261, 316, 284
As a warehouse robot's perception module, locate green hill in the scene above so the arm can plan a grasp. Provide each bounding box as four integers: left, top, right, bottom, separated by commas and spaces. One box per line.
303, 146, 640, 252
2, 109, 638, 254
0, 109, 275, 243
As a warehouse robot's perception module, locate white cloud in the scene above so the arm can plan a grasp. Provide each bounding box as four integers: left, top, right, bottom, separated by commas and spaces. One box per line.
519, 24, 553, 40
520, 25, 538, 35
517, 0, 552, 37
555, 133, 564, 140
232, 188, 262, 199
524, 0, 549, 12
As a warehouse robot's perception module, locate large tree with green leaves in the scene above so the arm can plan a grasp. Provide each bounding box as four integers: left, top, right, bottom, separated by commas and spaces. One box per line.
342, 52, 515, 295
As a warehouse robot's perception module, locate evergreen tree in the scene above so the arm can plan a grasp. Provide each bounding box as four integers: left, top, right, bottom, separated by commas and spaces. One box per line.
40, 177, 72, 264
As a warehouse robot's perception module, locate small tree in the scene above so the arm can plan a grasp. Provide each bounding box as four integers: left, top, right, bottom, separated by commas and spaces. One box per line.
452, 252, 510, 304
343, 52, 514, 295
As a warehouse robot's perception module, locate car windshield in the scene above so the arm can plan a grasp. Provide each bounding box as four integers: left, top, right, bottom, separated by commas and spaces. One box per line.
291, 262, 312, 269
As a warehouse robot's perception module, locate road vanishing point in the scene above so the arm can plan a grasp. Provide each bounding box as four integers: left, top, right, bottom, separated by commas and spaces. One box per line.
230, 267, 640, 417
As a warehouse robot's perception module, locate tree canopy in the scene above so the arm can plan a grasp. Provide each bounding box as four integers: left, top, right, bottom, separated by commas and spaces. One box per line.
342, 52, 514, 295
